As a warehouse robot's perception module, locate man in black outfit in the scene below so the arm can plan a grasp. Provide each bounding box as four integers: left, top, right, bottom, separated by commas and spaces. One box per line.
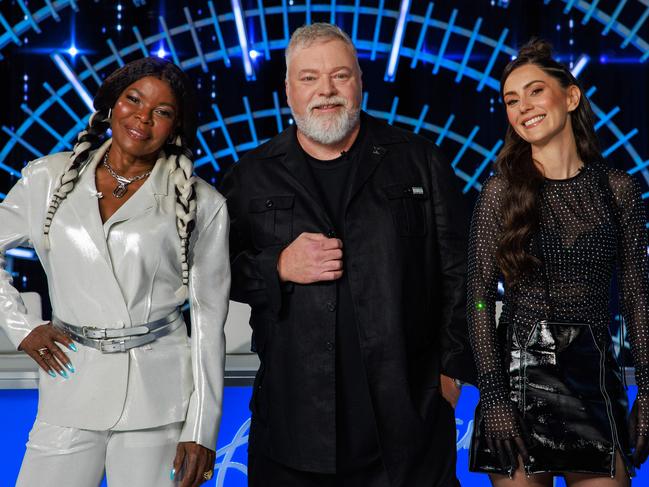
220, 23, 475, 486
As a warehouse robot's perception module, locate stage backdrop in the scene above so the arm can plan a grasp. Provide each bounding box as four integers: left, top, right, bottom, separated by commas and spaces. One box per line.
1, 1, 648, 485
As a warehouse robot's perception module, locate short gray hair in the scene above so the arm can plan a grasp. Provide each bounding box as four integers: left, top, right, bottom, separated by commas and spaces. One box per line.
285, 23, 359, 72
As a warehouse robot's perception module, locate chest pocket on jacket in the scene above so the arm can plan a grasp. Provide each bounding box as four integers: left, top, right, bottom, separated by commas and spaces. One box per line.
249, 195, 295, 248
383, 183, 428, 237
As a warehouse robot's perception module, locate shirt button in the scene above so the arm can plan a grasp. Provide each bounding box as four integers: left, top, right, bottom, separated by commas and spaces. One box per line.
326, 302, 336, 312
265, 199, 274, 208
325, 341, 334, 352
326, 229, 336, 238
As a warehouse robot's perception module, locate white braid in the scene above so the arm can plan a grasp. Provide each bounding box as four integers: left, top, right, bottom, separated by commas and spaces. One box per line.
171, 135, 197, 301
43, 110, 108, 249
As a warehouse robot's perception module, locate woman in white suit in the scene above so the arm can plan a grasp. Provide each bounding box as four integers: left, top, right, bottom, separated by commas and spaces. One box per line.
0, 58, 230, 487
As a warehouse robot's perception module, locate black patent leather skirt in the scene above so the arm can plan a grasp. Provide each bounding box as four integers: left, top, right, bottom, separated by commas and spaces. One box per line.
470, 321, 633, 477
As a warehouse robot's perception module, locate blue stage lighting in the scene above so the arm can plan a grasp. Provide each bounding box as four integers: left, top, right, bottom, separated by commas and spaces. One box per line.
67, 45, 78, 57
249, 49, 261, 60
571, 54, 590, 78
385, 0, 411, 82
156, 46, 166, 58
231, 0, 255, 80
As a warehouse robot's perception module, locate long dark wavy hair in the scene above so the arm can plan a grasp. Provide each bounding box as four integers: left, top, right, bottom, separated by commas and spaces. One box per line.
495, 39, 603, 285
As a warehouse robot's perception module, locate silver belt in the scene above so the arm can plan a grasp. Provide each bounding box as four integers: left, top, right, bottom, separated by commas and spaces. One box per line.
52, 309, 183, 353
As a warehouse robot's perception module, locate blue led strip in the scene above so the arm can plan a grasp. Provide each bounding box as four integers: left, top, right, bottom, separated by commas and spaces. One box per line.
413, 105, 429, 134
80, 55, 102, 86
384, 0, 411, 81
281, 0, 290, 42
455, 17, 482, 82
602, 129, 638, 158
107, 39, 125, 67
549, 0, 649, 61
20, 105, 72, 150
231, 0, 255, 80
44, 0, 62, 22
410, 2, 433, 68
242, 97, 259, 146
477, 28, 508, 92
582, 0, 600, 24
158, 16, 181, 66
362, 92, 369, 112
463, 139, 503, 194
594, 107, 620, 131
16, 0, 42, 34
212, 104, 239, 162
306, 0, 312, 25
51, 53, 94, 111
352, 0, 361, 43
603, 0, 628, 36
257, 0, 271, 59
184, 7, 209, 73
436, 114, 455, 146
433, 9, 457, 75
370, 0, 386, 61
194, 131, 220, 171
562, 0, 577, 14
132, 27, 150, 57
0, 12, 21, 47
43, 83, 82, 125
207, 1, 231, 68
621, 7, 649, 49
388, 97, 399, 125
0, 0, 79, 59
451, 126, 479, 169
330, 0, 337, 24
1, 127, 43, 163
628, 160, 649, 175
272, 91, 284, 133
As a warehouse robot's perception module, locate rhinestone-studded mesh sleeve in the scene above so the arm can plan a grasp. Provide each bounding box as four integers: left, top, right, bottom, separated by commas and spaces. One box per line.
610, 170, 649, 436
467, 175, 521, 438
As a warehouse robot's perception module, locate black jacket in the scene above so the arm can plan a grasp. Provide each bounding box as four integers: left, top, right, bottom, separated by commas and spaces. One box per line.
220, 113, 476, 484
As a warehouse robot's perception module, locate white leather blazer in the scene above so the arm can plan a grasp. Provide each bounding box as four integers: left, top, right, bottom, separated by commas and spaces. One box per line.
0, 139, 230, 449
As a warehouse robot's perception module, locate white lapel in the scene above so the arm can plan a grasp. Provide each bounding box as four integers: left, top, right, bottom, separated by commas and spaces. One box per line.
103, 150, 171, 232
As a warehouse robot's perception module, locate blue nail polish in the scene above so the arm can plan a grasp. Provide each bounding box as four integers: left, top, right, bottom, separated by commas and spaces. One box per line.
170, 468, 175, 481
59, 369, 69, 379
68, 343, 78, 352
48, 370, 56, 378
66, 363, 75, 373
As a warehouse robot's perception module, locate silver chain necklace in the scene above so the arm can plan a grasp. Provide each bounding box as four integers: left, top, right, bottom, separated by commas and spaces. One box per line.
102, 151, 153, 198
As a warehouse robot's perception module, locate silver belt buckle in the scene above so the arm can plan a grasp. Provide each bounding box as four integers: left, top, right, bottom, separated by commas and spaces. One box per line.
99, 338, 126, 353
82, 326, 107, 339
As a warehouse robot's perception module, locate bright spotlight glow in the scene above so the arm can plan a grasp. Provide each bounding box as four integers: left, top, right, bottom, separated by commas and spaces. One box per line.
67, 46, 78, 57
249, 50, 261, 60
156, 47, 167, 58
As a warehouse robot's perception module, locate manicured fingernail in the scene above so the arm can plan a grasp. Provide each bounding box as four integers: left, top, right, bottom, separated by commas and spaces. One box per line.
66, 363, 75, 373
68, 343, 77, 352
48, 370, 56, 378
59, 369, 69, 379
170, 468, 175, 480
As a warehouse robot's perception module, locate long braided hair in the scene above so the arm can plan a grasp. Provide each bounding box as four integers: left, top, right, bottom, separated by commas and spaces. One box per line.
495, 39, 602, 285
42, 57, 199, 300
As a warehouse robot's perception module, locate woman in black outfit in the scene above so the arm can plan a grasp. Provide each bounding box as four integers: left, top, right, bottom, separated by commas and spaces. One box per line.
467, 40, 649, 486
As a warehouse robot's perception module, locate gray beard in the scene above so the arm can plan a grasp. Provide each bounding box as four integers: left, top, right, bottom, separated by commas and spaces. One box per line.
293, 107, 360, 145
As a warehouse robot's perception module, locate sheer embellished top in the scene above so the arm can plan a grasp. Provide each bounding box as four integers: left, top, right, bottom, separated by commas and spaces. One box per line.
467, 165, 649, 418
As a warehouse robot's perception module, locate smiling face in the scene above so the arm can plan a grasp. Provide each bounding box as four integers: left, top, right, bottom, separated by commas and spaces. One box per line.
285, 38, 362, 145
502, 63, 580, 147
110, 76, 178, 162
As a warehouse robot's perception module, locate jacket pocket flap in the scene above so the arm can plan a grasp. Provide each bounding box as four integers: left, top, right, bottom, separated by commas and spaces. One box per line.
249, 195, 295, 213
383, 183, 427, 200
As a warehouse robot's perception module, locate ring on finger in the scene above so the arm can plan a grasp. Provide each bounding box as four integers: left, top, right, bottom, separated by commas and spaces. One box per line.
37, 347, 49, 358
203, 470, 213, 481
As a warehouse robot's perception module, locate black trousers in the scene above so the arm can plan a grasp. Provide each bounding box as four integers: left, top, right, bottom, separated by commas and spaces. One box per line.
248, 455, 391, 487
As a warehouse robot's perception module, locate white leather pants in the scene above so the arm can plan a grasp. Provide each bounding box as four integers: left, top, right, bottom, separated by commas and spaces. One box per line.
16, 420, 182, 487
